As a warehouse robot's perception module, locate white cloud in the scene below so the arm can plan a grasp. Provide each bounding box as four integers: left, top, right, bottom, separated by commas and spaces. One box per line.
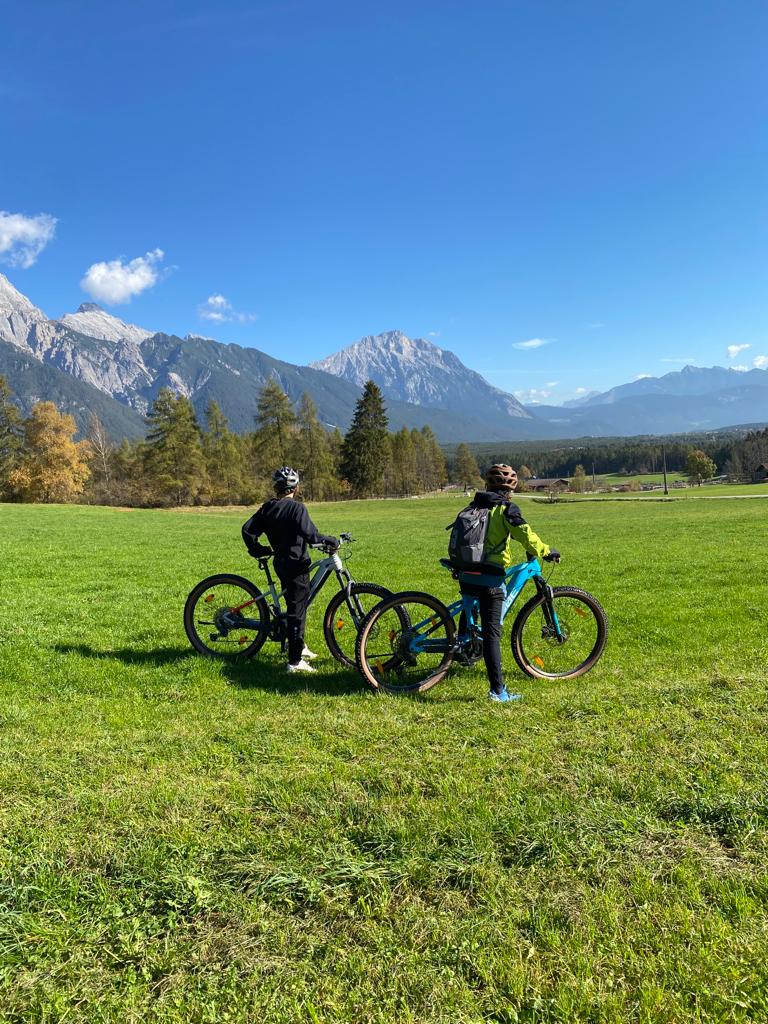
754, 355, 768, 369
81, 249, 165, 304
727, 343, 751, 360
198, 293, 256, 324
574, 387, 588, 394
427, 330, 440, 338
513, 337, 552, 350
514, 387, 553, 404
0, 210, 57, 268
544, 380, 559, 387
634, 374, 652, 380
732, 364, 748, 372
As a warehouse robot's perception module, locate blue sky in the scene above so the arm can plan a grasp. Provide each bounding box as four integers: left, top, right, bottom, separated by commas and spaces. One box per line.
1, 0, 766, 403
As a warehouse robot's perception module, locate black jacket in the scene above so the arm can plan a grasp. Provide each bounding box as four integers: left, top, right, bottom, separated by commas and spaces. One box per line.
242, 498, 336, 578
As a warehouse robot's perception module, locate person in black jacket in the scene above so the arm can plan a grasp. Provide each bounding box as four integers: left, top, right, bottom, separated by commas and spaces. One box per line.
242, 466, 338, 673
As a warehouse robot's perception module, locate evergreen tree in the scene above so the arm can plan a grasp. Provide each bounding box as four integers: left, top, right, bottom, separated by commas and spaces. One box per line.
0, 375, 22, 499
204, 400, 247, 504
327, 427, 348, 498
253, 378, 297, 471
391, 428, 418, 494
144, 389, 208, 506
454, 443, 481, 490
295, 393, 335, 500
9, 401, 91, 503
422, 425, 447, 491
340, 381, 390, 496
411, 428, 431, 492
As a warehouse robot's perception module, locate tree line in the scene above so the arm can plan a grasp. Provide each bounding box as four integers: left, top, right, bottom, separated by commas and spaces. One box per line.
445, 432, 768, 482
2, 372, 767, 507
0, 376, 449, 507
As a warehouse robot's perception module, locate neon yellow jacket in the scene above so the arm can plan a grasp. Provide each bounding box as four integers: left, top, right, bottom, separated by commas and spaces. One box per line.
475, 491, 551, 569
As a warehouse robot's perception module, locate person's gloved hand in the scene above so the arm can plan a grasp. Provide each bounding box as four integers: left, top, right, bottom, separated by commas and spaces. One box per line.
544, 549, 561, 563
250, 543, 273, 557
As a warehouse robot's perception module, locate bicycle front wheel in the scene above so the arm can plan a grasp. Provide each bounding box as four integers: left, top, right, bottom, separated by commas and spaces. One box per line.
511, 586, 607, 680
355, 591, 455, 695
323, 582, 392, 668
184, 574, 270, 659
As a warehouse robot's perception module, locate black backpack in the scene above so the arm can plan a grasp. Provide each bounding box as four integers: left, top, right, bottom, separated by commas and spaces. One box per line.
446, 505, 489, 569
447, 501, 509, 570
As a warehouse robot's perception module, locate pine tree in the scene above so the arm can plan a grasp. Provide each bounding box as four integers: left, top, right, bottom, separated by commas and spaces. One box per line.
340, 381, 390, 496
295, 393, 335, 501
327, 428, 348, 498
9, 402, 91, 503
253, 378, 297, 472
0, 375, 22, 499
391, 428, 418, 494
422, 425, 447, 491
204, 400, 247, 504
454, 443, 481, 491
144, 389, 208, 506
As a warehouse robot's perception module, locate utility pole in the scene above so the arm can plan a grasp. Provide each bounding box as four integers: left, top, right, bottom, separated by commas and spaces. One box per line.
662, 443, 669, 495
592, 460, 596, 491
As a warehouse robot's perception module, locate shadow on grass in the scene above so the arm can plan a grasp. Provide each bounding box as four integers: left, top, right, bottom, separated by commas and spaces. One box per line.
54, 643, 366, 697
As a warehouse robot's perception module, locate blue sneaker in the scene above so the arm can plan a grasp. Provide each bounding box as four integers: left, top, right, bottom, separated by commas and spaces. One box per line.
489, 687, 522, 703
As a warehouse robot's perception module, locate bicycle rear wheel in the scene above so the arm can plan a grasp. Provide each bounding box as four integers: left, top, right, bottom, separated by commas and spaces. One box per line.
511, 586, 607, 680
184, 574, 270, 659
322, 582, 392, 668
355, 591, 455, 695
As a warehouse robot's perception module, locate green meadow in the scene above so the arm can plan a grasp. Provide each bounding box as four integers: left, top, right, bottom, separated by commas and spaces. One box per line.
1, 494, 767, 1023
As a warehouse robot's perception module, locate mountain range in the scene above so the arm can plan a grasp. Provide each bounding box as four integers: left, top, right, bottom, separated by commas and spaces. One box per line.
1, 271, 767, 442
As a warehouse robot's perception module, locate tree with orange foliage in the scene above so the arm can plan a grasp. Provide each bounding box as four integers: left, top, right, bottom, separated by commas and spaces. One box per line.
9, 402, 91, 503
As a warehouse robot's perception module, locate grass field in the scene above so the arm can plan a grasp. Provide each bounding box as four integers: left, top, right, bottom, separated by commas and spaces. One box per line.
1, 495, 768, 1023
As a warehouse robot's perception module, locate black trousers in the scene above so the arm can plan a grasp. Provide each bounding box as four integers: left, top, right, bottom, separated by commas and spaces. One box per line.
460, 584, 505, 693
276, 569, 311, 664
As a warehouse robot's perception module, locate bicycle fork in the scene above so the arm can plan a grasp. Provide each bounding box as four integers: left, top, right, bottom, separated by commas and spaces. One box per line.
536, 577, 565, 643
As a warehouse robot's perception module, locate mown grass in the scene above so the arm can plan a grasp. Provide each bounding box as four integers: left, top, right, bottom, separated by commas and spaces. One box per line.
1, 495, 767, 1023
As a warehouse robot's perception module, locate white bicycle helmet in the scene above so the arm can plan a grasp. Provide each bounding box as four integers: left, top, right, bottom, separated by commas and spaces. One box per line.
272, 465, 300, 493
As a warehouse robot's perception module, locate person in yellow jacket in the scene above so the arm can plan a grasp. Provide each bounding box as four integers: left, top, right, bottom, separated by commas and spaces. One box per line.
462, 464, 560, 702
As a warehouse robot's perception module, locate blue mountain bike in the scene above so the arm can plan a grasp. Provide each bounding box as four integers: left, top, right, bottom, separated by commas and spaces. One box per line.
354, 557, 608, 694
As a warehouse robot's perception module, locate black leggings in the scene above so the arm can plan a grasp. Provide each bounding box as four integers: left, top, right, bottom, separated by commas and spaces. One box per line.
461, 584, 505, 694
277, 571, 311, 664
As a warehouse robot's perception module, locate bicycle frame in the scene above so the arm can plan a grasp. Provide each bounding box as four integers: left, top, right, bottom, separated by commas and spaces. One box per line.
231, 550, 352, 623
407, 559, 562, 654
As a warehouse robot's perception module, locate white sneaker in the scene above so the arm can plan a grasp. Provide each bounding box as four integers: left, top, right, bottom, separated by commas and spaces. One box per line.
302, 646, 318, 661
287, 659, 316, 673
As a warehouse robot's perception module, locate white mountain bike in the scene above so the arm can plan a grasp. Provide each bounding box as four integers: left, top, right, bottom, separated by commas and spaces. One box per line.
183, 533, 391, 668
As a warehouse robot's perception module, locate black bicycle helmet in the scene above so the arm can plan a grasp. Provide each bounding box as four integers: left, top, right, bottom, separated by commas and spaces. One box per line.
485, 463, 518, 492
272, 466, 300, 493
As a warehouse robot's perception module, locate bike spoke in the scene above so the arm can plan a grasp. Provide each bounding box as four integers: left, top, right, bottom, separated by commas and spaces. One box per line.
518, 593, 601, 678
360, 597, 453, 693
188, 582, 267, 657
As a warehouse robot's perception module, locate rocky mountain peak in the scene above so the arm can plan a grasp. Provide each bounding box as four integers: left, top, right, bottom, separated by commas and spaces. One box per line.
0, 271, 48, 348
57, 304, 155, 345
311, 330, 531, 421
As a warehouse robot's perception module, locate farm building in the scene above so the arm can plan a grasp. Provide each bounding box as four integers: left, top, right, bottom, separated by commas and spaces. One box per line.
525, 477, 570, 492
